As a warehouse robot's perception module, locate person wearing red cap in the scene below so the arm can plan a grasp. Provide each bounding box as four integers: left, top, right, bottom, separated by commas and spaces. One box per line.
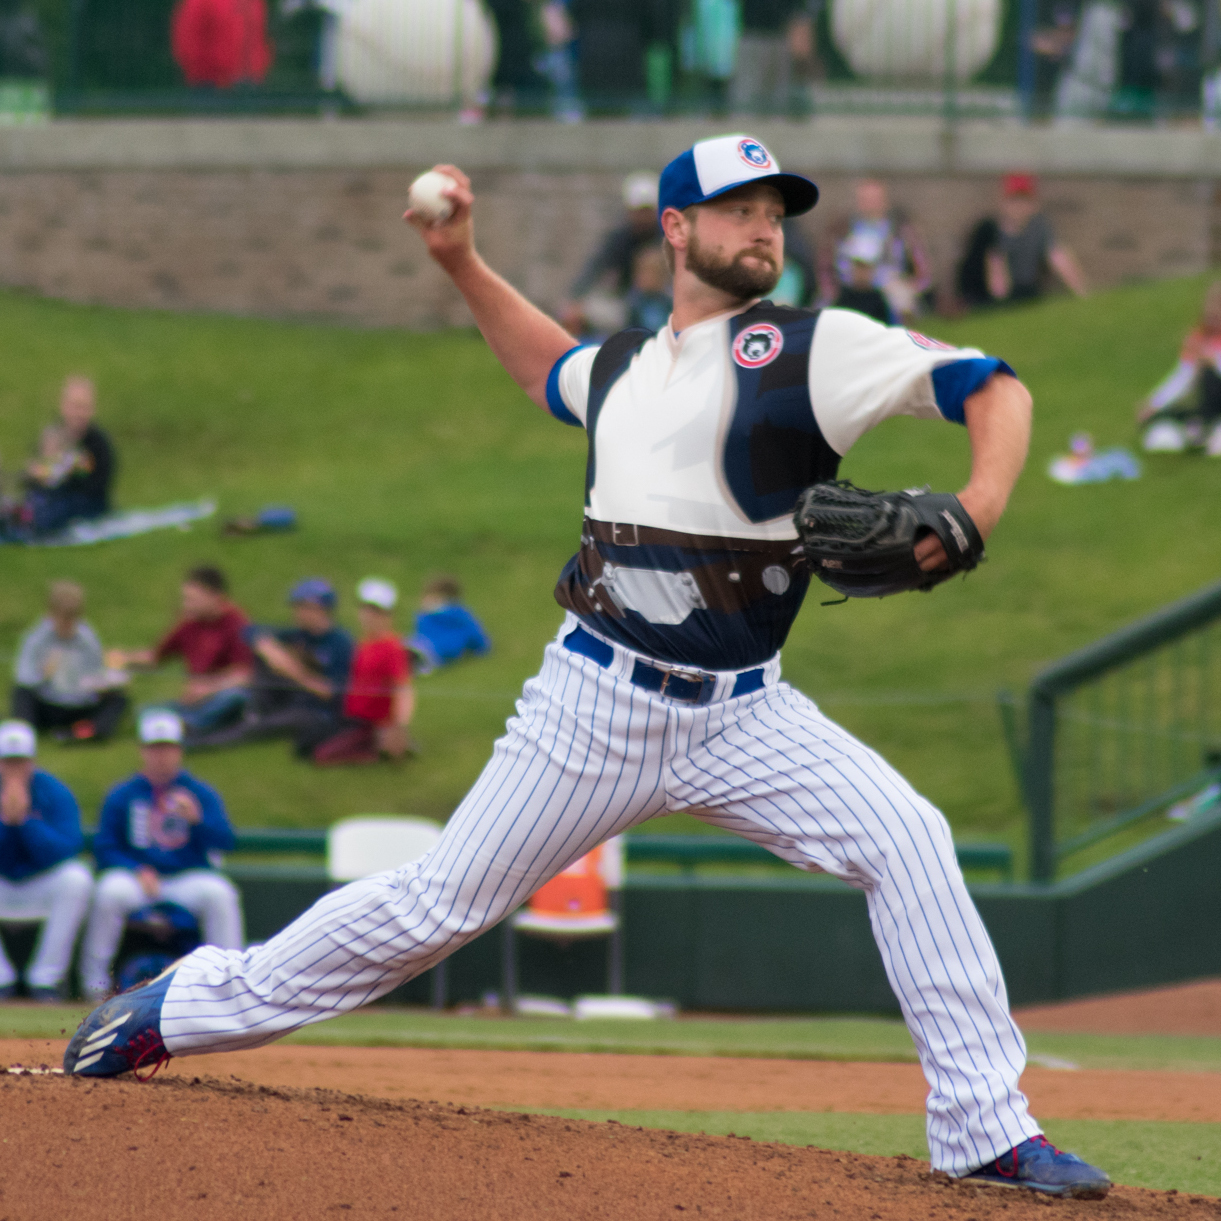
984, 175, 1087, 305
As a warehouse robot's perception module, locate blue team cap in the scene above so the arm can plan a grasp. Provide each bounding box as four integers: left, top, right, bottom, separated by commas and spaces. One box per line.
288, 577, 336, 609
658, 134, 818, 218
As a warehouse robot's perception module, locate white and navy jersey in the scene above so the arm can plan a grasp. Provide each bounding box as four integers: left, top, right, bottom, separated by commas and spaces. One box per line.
545, 302, 1011, 671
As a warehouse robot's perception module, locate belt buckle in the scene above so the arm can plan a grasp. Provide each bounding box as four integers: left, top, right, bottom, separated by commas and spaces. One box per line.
657, 665, 715, 705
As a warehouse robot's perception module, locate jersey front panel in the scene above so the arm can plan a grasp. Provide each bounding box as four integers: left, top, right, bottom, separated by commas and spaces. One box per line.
549, 304, 997, 671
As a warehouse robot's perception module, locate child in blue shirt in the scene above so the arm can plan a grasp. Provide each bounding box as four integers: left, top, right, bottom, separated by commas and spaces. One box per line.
80, 709, 242, 998
406, 575, 490, 676
0, 719, 93, 1000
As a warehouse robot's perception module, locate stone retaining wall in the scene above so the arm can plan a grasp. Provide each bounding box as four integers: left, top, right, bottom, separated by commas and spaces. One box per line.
0, 119, 1217, 327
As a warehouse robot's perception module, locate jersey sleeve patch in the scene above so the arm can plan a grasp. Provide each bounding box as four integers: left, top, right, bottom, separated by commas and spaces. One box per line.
546, 345, 592, 428
930, 357, 1016, 424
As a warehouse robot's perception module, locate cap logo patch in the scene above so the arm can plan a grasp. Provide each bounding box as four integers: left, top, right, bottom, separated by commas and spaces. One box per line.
733, 323, 784, 368
737, 139, 773, 170
906, 330, 956, 351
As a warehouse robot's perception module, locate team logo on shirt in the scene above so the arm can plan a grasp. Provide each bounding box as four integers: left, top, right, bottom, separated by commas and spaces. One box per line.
906, 330, 956, 352
733, 323, 784, 368
129, 788, 199, 851
737, 139, 773, 170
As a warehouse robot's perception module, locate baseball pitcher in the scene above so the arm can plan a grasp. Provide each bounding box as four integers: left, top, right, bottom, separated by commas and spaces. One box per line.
65, 135, 1109, 1198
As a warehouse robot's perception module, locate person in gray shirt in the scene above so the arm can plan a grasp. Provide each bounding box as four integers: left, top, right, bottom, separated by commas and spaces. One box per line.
984, 174, 1087, 303
11, 580, 128, 743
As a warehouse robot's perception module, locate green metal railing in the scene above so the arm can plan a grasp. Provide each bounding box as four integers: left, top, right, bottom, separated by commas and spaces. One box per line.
78, 827, 1012, 880
1008, 577, 1221, 882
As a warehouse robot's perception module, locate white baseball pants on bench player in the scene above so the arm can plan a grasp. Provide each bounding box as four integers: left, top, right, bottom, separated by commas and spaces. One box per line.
161, 615, 1039, 1174
0, 860, 93, 990
80, 868, 244, 996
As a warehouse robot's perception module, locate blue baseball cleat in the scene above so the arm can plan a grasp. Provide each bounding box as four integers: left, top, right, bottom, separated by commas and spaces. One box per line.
63, 966, 177, 1079
964, 1135, 1111, 1198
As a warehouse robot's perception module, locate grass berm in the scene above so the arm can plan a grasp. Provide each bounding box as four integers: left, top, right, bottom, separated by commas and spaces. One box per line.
0, 276, 1217, 871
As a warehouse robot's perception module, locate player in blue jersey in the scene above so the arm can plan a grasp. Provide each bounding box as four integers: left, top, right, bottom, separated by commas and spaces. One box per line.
0, 719, 92, 1001
64, 135, 1109, 1199
78, 709, 242, 1001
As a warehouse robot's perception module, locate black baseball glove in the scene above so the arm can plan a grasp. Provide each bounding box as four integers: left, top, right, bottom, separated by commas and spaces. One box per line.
793, 480, 985, 599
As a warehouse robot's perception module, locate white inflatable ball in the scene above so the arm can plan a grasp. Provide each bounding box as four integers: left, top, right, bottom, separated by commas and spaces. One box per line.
336, 0, 496, 106
831, 0, 1001, 82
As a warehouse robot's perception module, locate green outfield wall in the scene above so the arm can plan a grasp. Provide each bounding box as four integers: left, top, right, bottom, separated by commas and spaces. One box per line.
223, 806, 1221, 1012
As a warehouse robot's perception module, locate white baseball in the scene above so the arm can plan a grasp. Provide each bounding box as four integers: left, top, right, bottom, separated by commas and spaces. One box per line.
408, 170, 457, 224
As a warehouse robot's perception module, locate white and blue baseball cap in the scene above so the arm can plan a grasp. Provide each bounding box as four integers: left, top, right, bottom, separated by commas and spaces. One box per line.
138, 708, 184, 745
0, 719, 36, 758
658, 135, 818, 217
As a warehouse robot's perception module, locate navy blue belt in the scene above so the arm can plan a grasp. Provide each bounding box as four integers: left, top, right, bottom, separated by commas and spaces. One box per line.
563, 625, 766, 705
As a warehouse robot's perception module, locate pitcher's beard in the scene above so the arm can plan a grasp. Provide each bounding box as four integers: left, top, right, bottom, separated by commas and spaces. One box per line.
685, 231, 781, 300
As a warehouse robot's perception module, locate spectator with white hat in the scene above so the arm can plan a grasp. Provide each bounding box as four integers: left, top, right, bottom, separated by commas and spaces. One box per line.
311, 578, 415, 766
80, 709, 241, 999
0, 719, 92, 1001
832, 231, 896, 326
559, 171, 665, 338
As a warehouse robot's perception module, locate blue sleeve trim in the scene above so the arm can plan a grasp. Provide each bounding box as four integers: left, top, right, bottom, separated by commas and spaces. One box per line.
930, 357, 1016, 425
545, 345, 587, 427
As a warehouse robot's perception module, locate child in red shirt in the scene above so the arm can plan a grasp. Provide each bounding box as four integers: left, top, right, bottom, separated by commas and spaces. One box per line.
313, 578, 415, 766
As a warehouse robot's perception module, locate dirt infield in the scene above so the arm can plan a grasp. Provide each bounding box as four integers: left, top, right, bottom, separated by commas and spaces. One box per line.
3, 981, 1217, 1218
4, 1039, 1217, 1123
3, 1072, 1217, 1221
1014, 978, 1221, 1037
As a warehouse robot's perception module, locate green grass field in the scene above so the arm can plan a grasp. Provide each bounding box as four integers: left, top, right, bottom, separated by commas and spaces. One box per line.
2, 277, 1219, 862
7, 1005, 1221, 1073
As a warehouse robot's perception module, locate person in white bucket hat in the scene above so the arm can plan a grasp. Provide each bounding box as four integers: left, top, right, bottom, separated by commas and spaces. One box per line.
0, 719, 92, 1001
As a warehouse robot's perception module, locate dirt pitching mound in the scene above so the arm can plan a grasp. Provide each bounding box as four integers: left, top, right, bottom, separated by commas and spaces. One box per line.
3, 1072, 1217, 1221
1014, 978, 1221, 1037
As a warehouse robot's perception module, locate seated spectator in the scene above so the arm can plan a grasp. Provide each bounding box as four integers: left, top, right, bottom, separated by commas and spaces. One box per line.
819, 179, 931, 322
625, 245, 672, 334
16, 376, 117, 538
832, 232, 896, 325
962, 175, 1087, 307
1137, 280, 1221, 456
559, 172, 663, 338
0, 720, 92, 1002
111, 565, 254, 738
407, 575, 491, 676
79, 709, 241, 1000
313, 578, 414, 766
189, 577, 354, 753
12, 580, 129, 743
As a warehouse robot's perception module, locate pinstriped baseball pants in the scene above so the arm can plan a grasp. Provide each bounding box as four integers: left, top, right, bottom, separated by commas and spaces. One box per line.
161, 614, 1040, 1174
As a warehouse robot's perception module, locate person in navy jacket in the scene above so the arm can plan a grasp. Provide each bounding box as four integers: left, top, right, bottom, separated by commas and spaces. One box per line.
79, 709, 242, 999
0, 719, 92, 1001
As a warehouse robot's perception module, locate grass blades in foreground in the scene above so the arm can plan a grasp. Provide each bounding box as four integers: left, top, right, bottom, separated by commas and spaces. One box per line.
527, 1110, 1221, 1196
7, 1006, 1221, 1074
